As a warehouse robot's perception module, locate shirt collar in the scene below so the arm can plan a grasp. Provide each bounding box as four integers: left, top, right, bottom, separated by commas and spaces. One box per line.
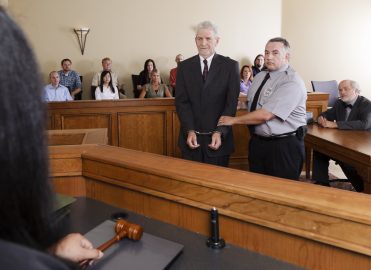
199, 53, 215, 66
268, 64, 290, 78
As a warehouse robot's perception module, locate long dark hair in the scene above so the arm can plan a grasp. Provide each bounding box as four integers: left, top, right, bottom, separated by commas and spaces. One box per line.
143, 59, 156, 79
99, 70, 115, 93
253, 54, 264, 66
0, 7, 54, 250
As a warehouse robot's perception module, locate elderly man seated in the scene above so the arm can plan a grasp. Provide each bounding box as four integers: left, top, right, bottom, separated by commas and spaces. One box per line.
312, 79, 371, 192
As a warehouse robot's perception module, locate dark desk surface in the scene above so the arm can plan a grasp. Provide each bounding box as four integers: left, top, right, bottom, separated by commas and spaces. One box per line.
68, 197, 303, 270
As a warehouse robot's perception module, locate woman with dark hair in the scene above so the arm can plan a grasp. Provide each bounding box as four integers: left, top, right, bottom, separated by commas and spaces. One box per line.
137, 59, 162, 91
252, 54, 265, 76
139, 68, 172, 98
95, 70, 119, 100
0, 7, 102, 269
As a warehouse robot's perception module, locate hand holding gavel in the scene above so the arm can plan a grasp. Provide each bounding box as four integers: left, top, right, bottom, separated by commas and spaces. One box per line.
80, 219, 143, 268
97, 219, 143, 252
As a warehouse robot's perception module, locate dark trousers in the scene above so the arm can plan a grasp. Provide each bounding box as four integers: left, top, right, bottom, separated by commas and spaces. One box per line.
248, 135, 304, 180
181, 135, 229, 167
312, 151, 364, 192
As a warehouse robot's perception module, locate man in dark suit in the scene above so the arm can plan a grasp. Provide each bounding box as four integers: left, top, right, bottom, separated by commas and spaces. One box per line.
175, 21, 240, 167
312, 79, 371, 191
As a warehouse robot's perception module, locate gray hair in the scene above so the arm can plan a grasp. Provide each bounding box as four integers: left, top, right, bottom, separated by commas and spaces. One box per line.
195, 21, 219, 37
349, 80, 361, 94
268, 37, 290, 52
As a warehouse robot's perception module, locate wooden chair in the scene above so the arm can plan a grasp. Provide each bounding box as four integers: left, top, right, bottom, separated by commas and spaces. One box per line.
132, 74, 141, 98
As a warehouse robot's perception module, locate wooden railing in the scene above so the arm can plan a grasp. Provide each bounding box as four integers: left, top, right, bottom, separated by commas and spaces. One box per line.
49, 144, 371, 270
47, 93, 328, 170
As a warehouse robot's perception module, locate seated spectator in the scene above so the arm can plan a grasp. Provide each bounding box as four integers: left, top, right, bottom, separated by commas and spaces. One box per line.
95, 71, 119, 100
169, 54, 183, 95
137, 59, 163, 92
57, 58, 82, 100
139, 68, 172, 98
312, 80, 371, 192
252, 54, 265, 76
44, 71, 73, 102
239, 65, 253, 96
0, 7, 103, 269
91, 57, 120, 99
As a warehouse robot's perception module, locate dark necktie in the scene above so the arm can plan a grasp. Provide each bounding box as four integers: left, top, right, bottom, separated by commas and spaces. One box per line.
343, 102, 353, 120
343, 102, 353, 109
250, 73, 270, 112
202, 59, 208, 82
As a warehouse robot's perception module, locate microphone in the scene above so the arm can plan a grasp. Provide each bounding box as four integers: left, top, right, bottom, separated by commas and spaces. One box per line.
206, 207, 225, 249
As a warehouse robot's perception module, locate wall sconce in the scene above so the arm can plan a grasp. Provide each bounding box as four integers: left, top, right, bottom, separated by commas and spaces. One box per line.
74, 27, 90, 55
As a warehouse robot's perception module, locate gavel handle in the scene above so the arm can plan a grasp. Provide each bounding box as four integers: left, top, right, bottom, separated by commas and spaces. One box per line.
97, 233, 126, 252
79, 232, 127, 269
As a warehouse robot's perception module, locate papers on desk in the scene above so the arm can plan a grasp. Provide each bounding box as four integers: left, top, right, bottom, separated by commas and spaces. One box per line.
85, 220, 183, 270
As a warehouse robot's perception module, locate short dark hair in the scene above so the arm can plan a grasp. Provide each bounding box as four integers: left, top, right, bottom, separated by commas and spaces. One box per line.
102, 57, 111, 63
61, 58, 72, 65
0, 7, 54, 250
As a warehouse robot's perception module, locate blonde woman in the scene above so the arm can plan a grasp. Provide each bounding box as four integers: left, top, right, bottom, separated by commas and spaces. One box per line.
139, 69, 172, 98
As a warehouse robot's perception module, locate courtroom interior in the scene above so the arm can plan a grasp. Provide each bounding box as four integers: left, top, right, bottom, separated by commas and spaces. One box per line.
1, 1, 371, 270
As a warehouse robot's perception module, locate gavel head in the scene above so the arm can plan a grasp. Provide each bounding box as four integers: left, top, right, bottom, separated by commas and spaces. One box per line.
115, 219, 143, 241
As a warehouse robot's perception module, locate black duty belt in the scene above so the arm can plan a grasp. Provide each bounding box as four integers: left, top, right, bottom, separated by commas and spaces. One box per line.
252, 132, 296, 141
252, 126, 307, 141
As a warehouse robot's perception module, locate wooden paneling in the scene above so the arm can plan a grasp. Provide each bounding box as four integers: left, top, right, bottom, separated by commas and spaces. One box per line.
118, 111, 166, 154
48, 94, 328, 169
170, 111, 181, 158
59, 114, 112, 144
306, 92, 329, 119
50, 145, 371, 270
230, 111, 250, 170
53, 176, 86, 196
48, 128, 107, 146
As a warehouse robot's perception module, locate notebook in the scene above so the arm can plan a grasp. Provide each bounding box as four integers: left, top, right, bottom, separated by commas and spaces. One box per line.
85, 220, 183, 270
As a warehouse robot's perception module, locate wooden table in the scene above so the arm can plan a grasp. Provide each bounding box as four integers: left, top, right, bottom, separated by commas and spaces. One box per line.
305, 124, 371, 193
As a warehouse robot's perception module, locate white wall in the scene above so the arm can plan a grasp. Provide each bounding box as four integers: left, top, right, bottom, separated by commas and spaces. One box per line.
8, 0, 281, 98
282, 0, 371, 99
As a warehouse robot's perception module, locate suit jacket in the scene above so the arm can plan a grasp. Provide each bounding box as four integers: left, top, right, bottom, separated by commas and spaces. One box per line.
321, 95, 371, 130
175, 54, 240, 157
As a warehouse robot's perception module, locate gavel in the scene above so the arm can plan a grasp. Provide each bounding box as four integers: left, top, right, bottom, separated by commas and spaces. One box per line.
80, 220, 143, 269
97, 219, 143, 252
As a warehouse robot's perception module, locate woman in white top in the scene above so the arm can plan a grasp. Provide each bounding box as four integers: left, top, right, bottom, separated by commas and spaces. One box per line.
95, 71, 119, 100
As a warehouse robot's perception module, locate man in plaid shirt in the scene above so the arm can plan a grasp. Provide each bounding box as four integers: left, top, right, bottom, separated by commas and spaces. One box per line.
58, 58, 82, 100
